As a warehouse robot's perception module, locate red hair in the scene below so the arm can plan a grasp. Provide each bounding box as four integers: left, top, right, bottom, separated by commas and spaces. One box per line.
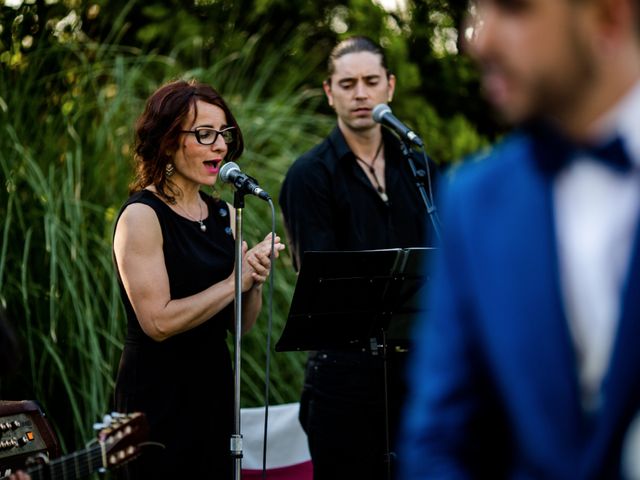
130, 80, 244, 202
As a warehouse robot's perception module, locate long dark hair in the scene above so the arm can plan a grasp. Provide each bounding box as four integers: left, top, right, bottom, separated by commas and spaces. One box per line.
130, 80, 244, 202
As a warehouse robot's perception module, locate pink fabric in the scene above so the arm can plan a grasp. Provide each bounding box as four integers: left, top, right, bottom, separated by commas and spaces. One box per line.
242, 460, 313, 479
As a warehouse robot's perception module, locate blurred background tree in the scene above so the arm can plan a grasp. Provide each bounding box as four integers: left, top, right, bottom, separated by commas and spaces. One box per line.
0, 0, 499, 452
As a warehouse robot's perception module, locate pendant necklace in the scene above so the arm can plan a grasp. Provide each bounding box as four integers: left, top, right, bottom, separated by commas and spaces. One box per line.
355, 138, 388, 203
175, 198, 207, 232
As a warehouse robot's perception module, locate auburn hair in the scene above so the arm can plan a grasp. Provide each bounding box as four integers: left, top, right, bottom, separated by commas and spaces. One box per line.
130, 79, 244, 202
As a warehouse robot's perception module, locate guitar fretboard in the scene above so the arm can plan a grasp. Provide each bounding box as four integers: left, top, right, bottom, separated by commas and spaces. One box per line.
27, 444, 103, 480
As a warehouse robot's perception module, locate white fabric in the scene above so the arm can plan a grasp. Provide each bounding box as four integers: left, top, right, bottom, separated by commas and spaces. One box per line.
553, 80, 640, 408
622, 412, 640, 479
240, 402, 311, 470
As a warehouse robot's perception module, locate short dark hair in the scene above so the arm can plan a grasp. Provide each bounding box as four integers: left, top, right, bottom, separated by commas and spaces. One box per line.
130, 80, 244, 202
327, 36, 389, 82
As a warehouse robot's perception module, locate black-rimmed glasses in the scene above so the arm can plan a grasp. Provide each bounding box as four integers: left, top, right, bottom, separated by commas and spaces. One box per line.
181, 126, 236, 145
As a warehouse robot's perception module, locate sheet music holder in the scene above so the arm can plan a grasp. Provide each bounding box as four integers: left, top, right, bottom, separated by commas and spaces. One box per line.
276, 247, 435, 353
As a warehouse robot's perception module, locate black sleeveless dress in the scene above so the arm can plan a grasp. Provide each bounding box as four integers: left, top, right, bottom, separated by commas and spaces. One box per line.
113, 189, 235, 479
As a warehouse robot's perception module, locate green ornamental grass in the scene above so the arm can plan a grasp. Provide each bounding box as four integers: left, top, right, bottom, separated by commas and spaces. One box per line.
0, 36, 329, 449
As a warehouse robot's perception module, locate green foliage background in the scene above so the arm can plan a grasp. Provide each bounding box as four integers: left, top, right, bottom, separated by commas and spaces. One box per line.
0, 0, 493, 451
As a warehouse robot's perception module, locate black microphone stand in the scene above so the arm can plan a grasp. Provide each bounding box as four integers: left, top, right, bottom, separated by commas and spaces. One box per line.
231, 189, 246, 480
371, 139, 441, 479
399, 140, 442, 240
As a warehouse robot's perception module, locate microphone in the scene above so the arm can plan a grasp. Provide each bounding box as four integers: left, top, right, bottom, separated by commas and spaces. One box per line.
219, 162, 271, 201
372, 104, 424, 148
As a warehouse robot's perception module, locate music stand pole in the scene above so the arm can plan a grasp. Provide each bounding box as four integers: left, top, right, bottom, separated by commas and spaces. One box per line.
380, 328, 392, 480
232, 190, 246, 480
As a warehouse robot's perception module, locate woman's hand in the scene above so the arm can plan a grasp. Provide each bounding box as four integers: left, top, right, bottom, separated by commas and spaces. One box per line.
242, 233, 285, 290
235, 233, 285, 334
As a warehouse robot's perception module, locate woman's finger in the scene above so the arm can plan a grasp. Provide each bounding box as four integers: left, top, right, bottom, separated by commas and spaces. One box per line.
252, 272, 268, 284
248, 262, 269, 277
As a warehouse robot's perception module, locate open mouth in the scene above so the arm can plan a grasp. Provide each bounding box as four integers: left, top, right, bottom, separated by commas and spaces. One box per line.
203, 159, 222, 174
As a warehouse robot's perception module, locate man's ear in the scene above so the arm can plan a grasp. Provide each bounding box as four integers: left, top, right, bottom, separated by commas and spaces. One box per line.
599, 0, 637, 46
387, 74, 397, 103
323, 80, 334, 108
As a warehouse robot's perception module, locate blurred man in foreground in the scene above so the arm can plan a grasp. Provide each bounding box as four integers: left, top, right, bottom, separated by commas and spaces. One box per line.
400, 0, 640, 478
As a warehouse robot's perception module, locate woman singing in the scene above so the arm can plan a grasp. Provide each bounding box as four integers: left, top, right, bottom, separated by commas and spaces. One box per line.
113, 80, 284, 478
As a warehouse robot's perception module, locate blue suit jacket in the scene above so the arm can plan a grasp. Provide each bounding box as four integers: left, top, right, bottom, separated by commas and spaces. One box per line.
399, 132, 640, 479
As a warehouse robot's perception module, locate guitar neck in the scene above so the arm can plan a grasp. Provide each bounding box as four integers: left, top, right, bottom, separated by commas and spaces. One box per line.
26, 444, 103, 480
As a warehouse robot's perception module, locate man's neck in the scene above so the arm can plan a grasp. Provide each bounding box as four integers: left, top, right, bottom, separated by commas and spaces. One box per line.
552, 45, 640, 141
338, 120, 383, 160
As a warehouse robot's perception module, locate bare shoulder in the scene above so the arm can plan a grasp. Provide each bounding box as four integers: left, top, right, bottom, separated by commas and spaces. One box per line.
116, 203, 160, 228
114, 202, 162, 253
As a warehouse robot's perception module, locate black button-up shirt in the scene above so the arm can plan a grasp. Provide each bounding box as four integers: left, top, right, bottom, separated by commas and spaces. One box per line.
280, 125, 437, 271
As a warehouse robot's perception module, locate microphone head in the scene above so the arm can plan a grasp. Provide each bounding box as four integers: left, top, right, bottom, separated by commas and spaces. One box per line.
219, 161, 240, 183
372, 103, 391, 123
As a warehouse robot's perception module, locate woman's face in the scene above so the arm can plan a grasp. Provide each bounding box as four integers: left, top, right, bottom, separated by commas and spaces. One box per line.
171, 100, 230, 188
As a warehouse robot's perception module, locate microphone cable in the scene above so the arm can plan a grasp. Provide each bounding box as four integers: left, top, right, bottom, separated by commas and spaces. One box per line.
420, 148, 443, 238
261, 198, 277, 479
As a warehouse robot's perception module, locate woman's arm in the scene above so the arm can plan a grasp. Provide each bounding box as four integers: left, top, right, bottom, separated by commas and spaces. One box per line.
240, 284, 263, 335
227, 203, 285, 334
114, 203, 241, 341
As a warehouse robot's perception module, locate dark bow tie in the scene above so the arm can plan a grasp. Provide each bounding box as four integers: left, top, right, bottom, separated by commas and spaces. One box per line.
527, 122, 632, 176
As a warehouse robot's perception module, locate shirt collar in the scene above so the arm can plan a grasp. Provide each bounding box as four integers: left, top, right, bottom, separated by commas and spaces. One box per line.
328, 125, 353, 161
328, 124, 403, 162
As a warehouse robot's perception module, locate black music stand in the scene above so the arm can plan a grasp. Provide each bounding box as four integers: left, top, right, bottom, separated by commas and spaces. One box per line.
275, 247, 435, 480
276, 247, 435, 353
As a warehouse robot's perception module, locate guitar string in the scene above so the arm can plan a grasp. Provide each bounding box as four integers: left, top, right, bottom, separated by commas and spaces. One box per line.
24, 422, 148, 480
34, 445, 105, 480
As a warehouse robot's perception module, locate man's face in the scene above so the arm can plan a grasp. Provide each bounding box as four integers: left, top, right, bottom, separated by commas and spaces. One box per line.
466, 0, 599, 124
324, 51, 396, 133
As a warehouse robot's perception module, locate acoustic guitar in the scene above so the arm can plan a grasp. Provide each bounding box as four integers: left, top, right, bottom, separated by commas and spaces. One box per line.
1, 412, 148, 480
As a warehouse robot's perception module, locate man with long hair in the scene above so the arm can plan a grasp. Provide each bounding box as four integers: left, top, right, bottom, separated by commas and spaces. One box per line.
280, 36, 438, 479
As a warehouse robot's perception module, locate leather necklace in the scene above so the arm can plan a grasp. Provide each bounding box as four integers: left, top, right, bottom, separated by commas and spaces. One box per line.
354, 138, 388, 203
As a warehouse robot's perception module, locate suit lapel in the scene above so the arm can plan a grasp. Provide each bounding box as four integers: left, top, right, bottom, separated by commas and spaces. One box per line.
513, 136, 581, 387
479, 136, 586, 441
